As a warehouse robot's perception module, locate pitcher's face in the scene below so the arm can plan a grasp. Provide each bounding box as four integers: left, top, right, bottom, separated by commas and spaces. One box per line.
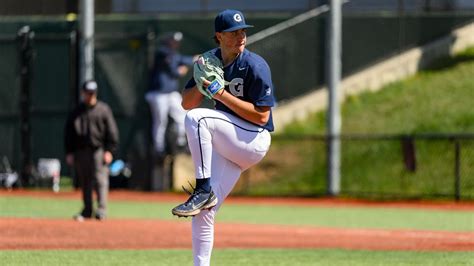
217, 29, 247, 54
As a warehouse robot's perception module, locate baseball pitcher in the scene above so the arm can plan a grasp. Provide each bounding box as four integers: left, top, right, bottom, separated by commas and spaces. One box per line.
171, 9, 275, 266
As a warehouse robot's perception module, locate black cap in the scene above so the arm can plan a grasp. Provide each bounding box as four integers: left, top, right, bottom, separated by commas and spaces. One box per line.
82, 80, 98, 92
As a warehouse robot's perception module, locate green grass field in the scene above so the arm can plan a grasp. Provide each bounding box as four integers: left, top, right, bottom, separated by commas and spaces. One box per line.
1, 194, 473, 265
3, 249, 473, 266
1, 195, 473, 231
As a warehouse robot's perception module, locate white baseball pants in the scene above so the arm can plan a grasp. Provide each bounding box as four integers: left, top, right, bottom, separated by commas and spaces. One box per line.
145, 91, 187, 153
184, 108, 271, 266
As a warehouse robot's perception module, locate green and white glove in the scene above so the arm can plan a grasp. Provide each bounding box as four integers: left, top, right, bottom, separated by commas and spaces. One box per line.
193, 50, 226, 99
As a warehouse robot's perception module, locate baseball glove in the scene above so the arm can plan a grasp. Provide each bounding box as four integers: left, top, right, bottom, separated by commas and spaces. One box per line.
193, 50, 226, 99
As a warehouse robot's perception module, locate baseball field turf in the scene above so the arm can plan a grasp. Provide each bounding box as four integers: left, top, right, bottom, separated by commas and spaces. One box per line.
1, 190, 472, 265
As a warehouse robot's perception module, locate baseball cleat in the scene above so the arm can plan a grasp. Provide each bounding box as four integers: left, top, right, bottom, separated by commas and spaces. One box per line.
73, 213, 91, 222
172, 189, 218, 217
95, 213, 106, 221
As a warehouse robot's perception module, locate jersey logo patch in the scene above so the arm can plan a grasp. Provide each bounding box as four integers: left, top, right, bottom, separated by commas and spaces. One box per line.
229, 78, 244, 97
265, 87, 272, 96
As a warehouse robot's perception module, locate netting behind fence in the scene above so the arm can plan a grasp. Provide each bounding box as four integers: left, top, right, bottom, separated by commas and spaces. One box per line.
246, 7, 474, 102
236, 135, 474, 200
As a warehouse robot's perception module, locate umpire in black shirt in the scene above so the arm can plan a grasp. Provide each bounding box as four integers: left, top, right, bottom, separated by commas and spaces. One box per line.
64, 80, 119, 221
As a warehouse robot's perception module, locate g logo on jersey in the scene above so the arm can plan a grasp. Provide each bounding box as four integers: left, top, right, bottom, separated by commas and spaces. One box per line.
229, 78, 244, 97
233, 14, 242, 22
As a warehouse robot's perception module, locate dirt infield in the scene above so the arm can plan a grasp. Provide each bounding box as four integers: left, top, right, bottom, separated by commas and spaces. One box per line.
1, 189, 473, 251
2, 218, 473, 251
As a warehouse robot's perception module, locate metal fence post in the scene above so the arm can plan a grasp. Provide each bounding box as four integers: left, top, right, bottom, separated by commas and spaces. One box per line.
79, 0, 94, 85
454, 140, 461, 201
17, 26, 35, 187
326, 0, 342, 196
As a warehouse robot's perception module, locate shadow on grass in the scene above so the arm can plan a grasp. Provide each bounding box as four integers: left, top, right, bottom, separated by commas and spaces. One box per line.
424, 51, 474, 72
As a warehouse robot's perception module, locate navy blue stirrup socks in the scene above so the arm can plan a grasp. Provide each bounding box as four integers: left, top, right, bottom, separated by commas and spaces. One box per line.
196, 178, 211, 193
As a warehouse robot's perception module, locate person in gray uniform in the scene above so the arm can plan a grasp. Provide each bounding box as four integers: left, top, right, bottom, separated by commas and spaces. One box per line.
146, 32, 197, 158
64, 80, 119, 221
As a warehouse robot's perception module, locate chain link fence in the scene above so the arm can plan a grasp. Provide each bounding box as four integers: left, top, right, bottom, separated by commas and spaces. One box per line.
236, 134, 474, 200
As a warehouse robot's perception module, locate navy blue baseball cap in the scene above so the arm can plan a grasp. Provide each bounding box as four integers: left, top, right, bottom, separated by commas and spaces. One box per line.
214, 9, 254, 32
